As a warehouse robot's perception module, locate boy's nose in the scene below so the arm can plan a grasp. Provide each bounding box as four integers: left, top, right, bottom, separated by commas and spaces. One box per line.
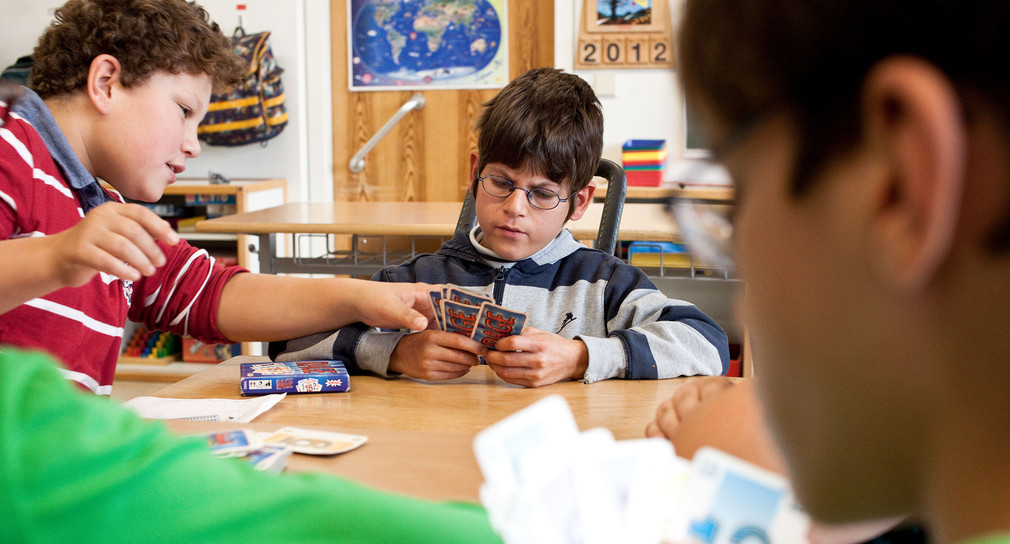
182, 129, 202, 158
502, 188, 529, 214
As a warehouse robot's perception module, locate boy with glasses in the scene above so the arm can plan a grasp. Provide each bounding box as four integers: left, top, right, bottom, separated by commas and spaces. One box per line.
274, 67, 729, 387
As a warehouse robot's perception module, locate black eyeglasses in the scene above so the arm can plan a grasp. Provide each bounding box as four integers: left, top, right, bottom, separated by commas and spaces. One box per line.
477, 174, 572, 210
667, 104, 779, 272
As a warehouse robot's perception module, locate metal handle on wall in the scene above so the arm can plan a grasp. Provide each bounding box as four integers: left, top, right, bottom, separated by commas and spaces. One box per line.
348, 93, 426, 173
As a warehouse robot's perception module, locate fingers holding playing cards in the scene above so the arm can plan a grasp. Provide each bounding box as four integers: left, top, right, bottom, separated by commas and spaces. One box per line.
411, 288, 590, 386
485, 327, 590, 388
389, 329, 487, 381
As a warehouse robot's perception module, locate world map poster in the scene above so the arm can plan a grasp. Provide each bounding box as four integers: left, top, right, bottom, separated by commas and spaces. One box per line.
348, 0, 508, 91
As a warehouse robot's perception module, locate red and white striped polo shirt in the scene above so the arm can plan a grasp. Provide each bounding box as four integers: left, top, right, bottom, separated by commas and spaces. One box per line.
0, 95, 245, 394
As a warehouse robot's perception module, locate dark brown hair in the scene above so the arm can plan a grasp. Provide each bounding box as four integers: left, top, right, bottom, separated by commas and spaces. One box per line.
474, 67, 604, 212
679, 0, 1010, 248
30, 0, 244, 98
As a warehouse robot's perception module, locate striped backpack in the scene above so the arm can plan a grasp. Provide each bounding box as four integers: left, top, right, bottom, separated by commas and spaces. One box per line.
198, 30, 288, 146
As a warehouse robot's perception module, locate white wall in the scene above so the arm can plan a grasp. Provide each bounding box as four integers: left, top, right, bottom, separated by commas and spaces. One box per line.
0, 3, 58, 70
0, 0, 334, 203
556, 0, 705, 180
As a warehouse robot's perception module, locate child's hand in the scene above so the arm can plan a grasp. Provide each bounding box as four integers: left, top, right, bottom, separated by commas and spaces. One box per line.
645, 376, 736, 440
388, 330, 487, 381
351, 281, 441, 331
483, 327, 589, 387
50, 202, 178, 287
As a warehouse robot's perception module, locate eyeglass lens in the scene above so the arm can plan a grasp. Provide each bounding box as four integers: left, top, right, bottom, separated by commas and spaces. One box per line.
481, 175, 562, 210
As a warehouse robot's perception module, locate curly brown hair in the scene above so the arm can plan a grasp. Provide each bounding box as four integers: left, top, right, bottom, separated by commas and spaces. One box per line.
29, 0, 245, 98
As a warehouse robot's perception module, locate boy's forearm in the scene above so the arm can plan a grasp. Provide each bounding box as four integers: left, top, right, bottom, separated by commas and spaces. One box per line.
216, 274, 362, 341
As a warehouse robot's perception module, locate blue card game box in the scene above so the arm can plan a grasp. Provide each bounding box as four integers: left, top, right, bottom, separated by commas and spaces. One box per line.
240, 360, 350, 396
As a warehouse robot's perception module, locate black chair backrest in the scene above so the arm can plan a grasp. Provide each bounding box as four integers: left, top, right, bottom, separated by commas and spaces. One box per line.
454, 158, 627, 255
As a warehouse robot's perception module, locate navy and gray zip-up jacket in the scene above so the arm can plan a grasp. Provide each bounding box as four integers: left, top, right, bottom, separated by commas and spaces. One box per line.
271, 227, 729, 382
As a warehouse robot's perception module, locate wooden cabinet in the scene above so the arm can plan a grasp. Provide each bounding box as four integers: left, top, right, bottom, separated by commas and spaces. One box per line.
115, 178, 287, 384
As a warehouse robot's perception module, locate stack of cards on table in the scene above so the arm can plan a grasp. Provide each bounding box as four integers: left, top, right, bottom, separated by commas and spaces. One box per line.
201, 429, 292, 473
473, 395, 811, 544
240, 360, 349, 396
429, 287, 527, 349
199, 427, 368, 473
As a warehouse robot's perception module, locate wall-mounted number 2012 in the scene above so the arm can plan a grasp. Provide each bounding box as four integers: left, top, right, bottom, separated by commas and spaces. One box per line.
578, 35, 673, 69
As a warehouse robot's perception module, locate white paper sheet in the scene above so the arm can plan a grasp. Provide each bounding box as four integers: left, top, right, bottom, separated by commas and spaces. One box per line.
122, 393, 286, 423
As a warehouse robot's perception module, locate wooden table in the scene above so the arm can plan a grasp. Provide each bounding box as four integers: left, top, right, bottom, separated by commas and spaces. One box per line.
157, 356, 708, 502
196, 201, 681, 276
596, 181, 734, 203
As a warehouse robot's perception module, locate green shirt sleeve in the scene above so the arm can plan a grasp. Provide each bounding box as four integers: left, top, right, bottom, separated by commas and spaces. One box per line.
0, 347, 500, 544
958, 536, 1010, 544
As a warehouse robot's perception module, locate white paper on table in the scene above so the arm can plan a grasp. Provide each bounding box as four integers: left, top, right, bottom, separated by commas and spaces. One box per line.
122, 393, 286, 423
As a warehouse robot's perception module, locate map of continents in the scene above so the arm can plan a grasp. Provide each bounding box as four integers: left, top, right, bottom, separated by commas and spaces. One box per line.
351, 0, 506, 89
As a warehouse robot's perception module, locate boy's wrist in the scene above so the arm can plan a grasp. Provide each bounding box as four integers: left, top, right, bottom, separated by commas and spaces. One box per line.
570, 338, 590, 380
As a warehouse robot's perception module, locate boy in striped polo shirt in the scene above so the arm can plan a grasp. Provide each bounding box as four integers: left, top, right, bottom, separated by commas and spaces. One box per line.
0, 0, 436, 395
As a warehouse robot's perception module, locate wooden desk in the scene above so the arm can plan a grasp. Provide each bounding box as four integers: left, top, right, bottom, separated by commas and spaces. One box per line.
596, 181, 734, 203
196, 201, 680, 276
156, 356, 708, 501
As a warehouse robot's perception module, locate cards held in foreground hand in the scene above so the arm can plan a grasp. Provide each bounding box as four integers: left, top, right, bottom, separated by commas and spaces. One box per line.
240, 360, 349, 396
429, 287, 527, 349
473, 395, 810, 544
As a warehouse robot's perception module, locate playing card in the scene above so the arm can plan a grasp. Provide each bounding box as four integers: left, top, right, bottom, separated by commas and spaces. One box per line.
471, 302, 527, 349
473, 395, 580, 499
666, 446, 810, 544
520, 427, 617, 544
200, 429, 261, 457
446, 287, 494, 307
239, 443, 293, 473
616, 439, 690, 543
442, 299, 481, 336
259, 426, 368, 456
428, 290, 445, 330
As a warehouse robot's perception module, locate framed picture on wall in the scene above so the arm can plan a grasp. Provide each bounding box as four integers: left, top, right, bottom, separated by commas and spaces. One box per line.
347, 0, 509, 91
585, 0, 662, 32
576, 0, 674, 69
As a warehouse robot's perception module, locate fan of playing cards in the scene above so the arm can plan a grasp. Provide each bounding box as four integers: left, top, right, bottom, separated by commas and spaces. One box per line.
429, 288, 527, 349
473, 396, 812, 544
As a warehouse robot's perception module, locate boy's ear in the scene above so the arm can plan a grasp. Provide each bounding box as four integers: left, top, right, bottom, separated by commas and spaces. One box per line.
567, 179, 596, 221
862, 57, 965, 292
468, 150, 480, 194
86, 54, 122, 115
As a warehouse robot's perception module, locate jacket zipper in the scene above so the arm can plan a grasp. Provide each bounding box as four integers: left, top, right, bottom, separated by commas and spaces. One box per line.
493, 266, 508, 304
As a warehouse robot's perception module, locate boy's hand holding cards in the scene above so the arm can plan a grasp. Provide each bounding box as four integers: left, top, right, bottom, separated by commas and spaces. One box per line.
474, 396, 811, 544
429, 287, 527, 349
